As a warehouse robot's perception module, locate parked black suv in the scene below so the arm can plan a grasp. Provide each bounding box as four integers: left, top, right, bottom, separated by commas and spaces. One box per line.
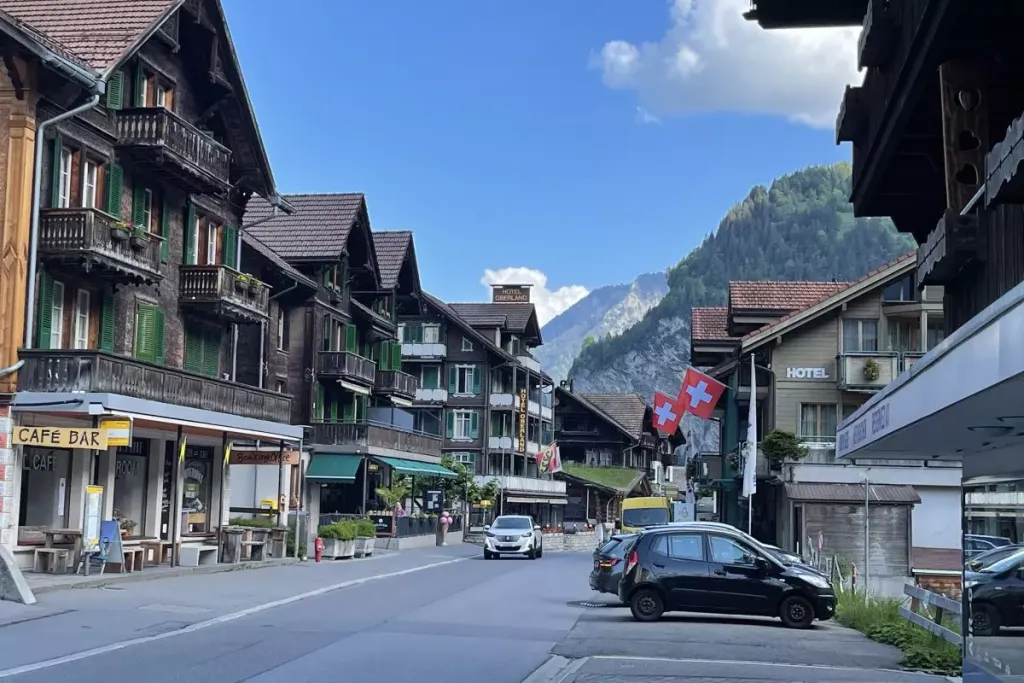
590, 534, 638, 595
617, 526, 836, 628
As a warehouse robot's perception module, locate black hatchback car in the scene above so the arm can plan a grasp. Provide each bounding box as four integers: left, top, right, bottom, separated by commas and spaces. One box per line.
590, 534, 638, 595
617, 526, 836, 628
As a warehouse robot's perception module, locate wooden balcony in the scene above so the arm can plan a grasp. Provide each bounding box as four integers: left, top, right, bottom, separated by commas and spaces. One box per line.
374, 370, 417, 399
38, 207, 162, 286
317, 351, 376, 386
17, 349, 291, 424
116, 108, 231, 193
310, 421, 442, 459
179, 265, 269, 324
838, 353, 899, 391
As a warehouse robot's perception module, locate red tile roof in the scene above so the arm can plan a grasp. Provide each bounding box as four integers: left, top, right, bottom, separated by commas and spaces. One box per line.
0, 0, 177, 72
741, 251, 917, 343
729, 280, 851, 313
691, 307, 735, 343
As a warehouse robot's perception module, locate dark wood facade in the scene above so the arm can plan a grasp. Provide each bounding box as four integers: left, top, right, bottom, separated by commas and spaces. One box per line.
17, 0, 292, 424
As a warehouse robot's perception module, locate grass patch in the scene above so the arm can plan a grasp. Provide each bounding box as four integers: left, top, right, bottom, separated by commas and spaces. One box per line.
561, 463, 641, 491
835, 590, 961, 676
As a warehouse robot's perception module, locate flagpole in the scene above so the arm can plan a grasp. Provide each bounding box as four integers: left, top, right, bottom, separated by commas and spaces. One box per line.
743, 354, 758, 537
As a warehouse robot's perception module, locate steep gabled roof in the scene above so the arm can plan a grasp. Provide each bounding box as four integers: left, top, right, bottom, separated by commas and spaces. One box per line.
554, 387, 637, 444
691, 307, 735, 343
0, 0, 179, 74
422, 292, 514, 363
729, 280, 851, 313
579, 392, 650, 440
373, 231, 416, 291
449, 303, 541, 341
241, 232, 316, 290
742, 251, 917, 350
245, 193, 365, 260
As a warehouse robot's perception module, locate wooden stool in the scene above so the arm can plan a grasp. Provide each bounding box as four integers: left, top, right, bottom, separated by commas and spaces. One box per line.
33, 548, 69, 574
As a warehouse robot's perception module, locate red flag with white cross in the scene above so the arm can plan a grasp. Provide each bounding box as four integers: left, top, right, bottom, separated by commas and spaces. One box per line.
651, 391, 684, 435
677, 367, 726, 420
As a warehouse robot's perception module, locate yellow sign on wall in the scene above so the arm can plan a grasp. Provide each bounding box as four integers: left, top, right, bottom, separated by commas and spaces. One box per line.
13, 426, 108, 450
99, 418, 132, 447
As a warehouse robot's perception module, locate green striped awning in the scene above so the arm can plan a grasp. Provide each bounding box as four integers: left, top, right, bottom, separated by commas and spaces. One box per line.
373, 456, 457, 479
306, 453, 362, 482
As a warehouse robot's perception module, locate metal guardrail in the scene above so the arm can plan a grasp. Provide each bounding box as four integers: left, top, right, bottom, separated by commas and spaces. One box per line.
899, 583, 962, 646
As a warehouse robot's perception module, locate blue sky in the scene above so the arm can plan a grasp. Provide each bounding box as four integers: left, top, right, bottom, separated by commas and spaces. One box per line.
223, 0, 857, 322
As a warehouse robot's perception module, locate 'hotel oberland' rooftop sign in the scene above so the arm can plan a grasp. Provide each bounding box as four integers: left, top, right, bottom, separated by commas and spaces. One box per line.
491, 284, 532, 303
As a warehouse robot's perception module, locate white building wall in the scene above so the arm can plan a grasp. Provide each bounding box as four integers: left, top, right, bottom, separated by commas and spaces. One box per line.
913, 486, 962, 549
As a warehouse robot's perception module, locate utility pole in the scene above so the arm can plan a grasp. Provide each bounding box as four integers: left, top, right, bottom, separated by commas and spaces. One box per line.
863, 468, 871, 595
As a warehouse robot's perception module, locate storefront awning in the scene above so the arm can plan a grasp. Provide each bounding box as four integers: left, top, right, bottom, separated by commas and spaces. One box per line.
835, 276, 1024, 462
374, 456, 457, 478
306, 453, 362, 482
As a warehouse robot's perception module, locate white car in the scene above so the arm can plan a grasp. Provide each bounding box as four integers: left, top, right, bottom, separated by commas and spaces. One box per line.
483, 515, 543, 560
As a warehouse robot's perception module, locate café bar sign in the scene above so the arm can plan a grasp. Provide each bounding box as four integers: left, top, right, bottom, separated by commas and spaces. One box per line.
13, 426, 108, 449
492, 285, 531, 304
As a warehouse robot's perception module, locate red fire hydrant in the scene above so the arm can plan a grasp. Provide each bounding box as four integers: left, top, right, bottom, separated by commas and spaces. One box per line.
314, 536, 325, 563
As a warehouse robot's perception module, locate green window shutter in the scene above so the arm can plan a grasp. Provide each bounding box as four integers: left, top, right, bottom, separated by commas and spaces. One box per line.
202, 328, 220, 378
134, 304, 156, 362
338, 260, 347, 294
223, 224, 237, 268
323, 316, 333, 351
314, 384, 324, 421
445, 411, 455, 439
414, 324, 424, 343
438, 325, 447, 343
470, 412, 479, 439
105, 163, 123, 217
154, 309, 165, 365
391, 342, 402, 370
105, 70, 124, 110
50, 134, 62, 208
377, 341, 389, 370
344, 324, 357, 352
36, 271, 55, 349
133, 61, 146, 107
160, 197, 171, 263
472, 366, 482, 394
131, 183, 146, 227
184, 202, 196, 264
329, 393, 339, 423
342, 395, 355, 423
447, 366, 457, 393
183, 326, 202, 372
99, 290, 115, 352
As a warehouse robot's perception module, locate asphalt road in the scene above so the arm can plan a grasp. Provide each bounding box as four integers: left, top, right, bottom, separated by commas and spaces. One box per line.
0, 547, 955, 683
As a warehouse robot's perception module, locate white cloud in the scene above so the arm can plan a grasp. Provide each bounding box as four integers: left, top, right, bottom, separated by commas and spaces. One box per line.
480, 267, 589, 325
635, 106, 661, 125
594, 0, 862, 128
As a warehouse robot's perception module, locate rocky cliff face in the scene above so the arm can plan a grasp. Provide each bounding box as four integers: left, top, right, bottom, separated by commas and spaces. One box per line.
535, 272, 668, 383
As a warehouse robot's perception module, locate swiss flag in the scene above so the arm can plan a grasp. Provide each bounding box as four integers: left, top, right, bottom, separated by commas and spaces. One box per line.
651, 391, 684, 435
677, 367, 726, 420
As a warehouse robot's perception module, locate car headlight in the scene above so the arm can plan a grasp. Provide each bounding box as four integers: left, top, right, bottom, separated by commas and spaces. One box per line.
802, 574, 831, 589
521, 532, 533, 538
486, 532, 496, 538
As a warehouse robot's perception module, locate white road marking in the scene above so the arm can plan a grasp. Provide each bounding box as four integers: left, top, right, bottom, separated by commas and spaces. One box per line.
590, 655, 939, 675
0, 557, 469, 678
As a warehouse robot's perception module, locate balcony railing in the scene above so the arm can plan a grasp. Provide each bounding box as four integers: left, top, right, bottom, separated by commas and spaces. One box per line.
902, 352, 925, 372
38, 208, 162, 284
838, 353, 899, 390
317, 351, 376, 385
179, 265, 269, 323
374, 370, 417, 398
310, 421, 441, 458
17, 349, 291, 423
400, 342, 446, 358
116, 108, 231, 190
414, 387, 447, 403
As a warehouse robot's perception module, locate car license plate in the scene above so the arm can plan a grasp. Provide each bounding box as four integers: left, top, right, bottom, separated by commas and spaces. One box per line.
503, 535, 515, 542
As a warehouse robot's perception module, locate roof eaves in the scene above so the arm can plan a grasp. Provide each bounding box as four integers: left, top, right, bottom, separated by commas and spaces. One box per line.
422, 292, 514, 363
741, 252, 917, 351
102, 0, 185, 78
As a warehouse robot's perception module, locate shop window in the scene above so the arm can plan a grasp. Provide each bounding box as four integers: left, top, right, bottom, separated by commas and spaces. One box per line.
181, 445, 214, 534
18, 448, 72, 540
842, 319, 878, 353
113, 438, 149, 537
798, 404, 837, 442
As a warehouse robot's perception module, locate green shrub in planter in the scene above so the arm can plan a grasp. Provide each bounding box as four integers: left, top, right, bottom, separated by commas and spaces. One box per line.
317, 523, 342, 540
355, 519, 377, 538
336, 520, 357, 541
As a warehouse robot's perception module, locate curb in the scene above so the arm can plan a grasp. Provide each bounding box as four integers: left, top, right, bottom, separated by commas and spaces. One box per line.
30, 557, 300, 594
522, 656, 586, 683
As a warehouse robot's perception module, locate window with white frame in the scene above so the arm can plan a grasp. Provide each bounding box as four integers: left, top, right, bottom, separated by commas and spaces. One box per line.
73, 289, 90, 349
57, 148, 73, 208
50, 280, 65, 349
461, 337, 473, 352
453, 410, 473, 439
887, 320, 919, 352
82, 160, 98, 209
842, 318, 878, 353
449, 452, 475, 467
206, 221, 217, 264
142, 189, 153, 233
155, 83, 167, 108
276, 307, 288, 351
422, 324, 440, 344
798, 403, 838, 442
456, 365, 475, 394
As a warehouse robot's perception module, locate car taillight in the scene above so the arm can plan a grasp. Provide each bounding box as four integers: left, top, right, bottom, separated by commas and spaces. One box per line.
598, 558, 621, 569
624, 549, 639, 574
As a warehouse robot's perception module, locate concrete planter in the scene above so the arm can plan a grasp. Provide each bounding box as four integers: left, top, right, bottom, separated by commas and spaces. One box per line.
354, 537, 375, 557
322, 538, 356, 559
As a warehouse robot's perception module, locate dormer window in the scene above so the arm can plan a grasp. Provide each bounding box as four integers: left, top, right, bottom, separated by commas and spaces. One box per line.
133, 63, 175, 110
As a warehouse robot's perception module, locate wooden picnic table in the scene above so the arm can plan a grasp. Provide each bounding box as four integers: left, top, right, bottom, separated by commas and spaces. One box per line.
42, 528, 83, 572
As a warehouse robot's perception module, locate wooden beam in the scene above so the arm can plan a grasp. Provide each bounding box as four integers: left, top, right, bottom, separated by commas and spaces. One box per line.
938, 60, 989, 212
858, 0, 899, 69
985, 109, 1024, 206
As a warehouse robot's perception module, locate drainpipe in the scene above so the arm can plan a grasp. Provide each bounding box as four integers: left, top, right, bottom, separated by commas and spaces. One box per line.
24, 92, 102, 349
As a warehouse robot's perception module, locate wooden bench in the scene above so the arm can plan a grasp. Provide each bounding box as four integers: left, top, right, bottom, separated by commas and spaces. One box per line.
179, 544, 218, 568
140, 540, 175, 565
33, 548, 69, 574
111, 547, 146, 573
241, 541, 267, 561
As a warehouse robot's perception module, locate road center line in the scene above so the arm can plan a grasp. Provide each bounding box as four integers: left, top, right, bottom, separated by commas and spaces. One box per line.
0, 557, 469, 679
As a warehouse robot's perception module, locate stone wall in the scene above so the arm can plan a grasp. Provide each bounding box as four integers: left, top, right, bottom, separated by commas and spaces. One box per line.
543, 531, 598, 552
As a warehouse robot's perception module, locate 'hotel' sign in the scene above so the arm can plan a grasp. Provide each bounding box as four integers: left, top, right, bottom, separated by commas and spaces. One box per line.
492, 285, 531, 303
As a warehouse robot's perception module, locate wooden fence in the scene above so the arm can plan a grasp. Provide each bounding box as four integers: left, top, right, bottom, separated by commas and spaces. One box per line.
899, 583, 962, 646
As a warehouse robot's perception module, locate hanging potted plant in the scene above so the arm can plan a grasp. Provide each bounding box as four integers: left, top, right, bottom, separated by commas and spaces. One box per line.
110, 221, 130, 243
862, 357, 880, 382
129, 225, 150, 251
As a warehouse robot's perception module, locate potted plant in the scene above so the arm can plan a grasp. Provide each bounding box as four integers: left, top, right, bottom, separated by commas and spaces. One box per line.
862, 357, 881, 382
761, 429, 809, 464
354, 518, 377, 557
247, 276, 261, 294
317, 522, 344, 559
129, 225, 150, 250
337, 520, 356, 558
235, 273, 250, 292
110, 221, 130, 242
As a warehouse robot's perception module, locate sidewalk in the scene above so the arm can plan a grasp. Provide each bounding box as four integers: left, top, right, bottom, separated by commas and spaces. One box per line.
0, 544, 476, 671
